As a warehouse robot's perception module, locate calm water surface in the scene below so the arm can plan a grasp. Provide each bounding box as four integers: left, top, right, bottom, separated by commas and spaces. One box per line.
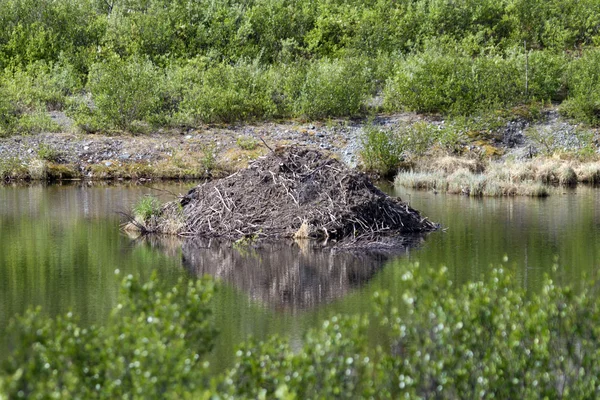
1, 182, 599, 369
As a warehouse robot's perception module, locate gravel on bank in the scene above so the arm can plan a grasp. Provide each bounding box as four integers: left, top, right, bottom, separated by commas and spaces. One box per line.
0, 108, 597, 182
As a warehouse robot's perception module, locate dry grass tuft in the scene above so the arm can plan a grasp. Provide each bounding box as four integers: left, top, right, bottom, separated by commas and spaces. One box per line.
27, 159, 48, 180
574, 163, 600, 184
293, 220, 311, 239
395, 156, 575, 197
429, 156, 483, 174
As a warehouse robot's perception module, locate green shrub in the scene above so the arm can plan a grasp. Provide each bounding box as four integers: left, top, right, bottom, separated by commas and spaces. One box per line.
0, 94, 19, 137
0, 61, 81, 110
15, 111, 61, 134
0, 0, 598, 128
526, 50, 568, 101
561, 49, 600, 126
382, 44, 571, 116
221, 264, 600, 398
375, 264, 600, 398
0, 61, 78, 135
0, 157, 28, 180
236, 136, 260, 150
1, 273, 217, 399
0, 0, 104, 70
200, 144, 217, 172
383, 45, 528, 115
508, 0, 600, 50
359, 121, 465, 176
4, 263, 600, 398
132, 196, 163, 221
264, 61, 308, 117
86, 56, 163, 131
36, 144, 62, 162
294, 57, 372, 119
359, 125, 404, 176
221, 315, 387, 399
174, 60, 277, 124
383, 48, 467, 114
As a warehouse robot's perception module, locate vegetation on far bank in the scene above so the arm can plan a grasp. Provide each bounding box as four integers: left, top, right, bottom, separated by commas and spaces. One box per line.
0, 0, 600, 137
0, 154, 221, 183
393, 156, 600, 197
3, 263, 600, 398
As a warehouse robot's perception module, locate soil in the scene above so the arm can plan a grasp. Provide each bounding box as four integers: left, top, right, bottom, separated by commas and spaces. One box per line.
173, 146, 438, 244
0, 107, 595, 181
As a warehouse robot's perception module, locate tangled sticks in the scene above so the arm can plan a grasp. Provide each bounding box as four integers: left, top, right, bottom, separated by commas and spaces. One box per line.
172, 146, 437, 244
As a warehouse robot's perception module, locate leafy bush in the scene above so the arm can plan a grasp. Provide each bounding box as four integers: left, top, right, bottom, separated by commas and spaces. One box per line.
220, 264, 600, 398
359, 121, 466, 176
0, 94, 19, 137
14, 111, 61, 134
294, 57, 372, 119
173, 59, 277, 124
220, 315, 387, 399
85, 56, 163, 131
383, 44, 526, 115
1, 273, 217, 399
377, 264, 600, 398
0, 157, 28, 180
0, 61, 77, 135
526, 50, 568, 101
36, 143, 62, 162
236, 136, 260, 150
359, 125, 406, 176
4, 263, 600, 398
0, 0, 104, 70
0, 0, 598, 129
0, 61, 81, 110
561, 49, 600, 126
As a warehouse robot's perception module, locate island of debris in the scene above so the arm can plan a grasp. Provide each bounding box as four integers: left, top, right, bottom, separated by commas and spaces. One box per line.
130, 146, 438, 246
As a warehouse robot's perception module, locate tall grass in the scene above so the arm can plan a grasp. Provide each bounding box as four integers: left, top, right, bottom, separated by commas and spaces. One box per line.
394, 156, 600, 197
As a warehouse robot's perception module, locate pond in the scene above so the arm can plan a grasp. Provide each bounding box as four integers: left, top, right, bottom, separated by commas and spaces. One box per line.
1, 182, 599, 369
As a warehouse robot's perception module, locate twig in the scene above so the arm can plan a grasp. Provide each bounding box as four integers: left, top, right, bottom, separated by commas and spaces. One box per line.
259, 136, 274, 152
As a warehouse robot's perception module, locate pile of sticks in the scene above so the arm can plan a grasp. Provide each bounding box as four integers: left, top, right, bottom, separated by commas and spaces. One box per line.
172, 146, 437, 244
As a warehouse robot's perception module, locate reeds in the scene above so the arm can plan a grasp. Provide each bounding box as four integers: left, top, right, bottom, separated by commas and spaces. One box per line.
394, 156, 600, 197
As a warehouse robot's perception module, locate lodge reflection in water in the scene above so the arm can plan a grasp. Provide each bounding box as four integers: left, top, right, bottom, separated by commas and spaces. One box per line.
180, 237, 426, 310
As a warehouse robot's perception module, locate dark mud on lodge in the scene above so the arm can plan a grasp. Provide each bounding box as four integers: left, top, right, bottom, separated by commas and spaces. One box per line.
180, 237, 427, 310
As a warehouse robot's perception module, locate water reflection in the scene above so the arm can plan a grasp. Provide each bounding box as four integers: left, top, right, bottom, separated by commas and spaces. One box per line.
4, 182, 600, 371
179, 237, 426, 310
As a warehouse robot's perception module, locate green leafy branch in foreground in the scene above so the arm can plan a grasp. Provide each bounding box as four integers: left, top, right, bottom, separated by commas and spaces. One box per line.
3, 264, 600, 399
1, 273, 217, 399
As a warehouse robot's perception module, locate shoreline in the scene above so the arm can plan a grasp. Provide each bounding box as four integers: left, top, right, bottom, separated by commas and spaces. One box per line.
1, 109, 599, 197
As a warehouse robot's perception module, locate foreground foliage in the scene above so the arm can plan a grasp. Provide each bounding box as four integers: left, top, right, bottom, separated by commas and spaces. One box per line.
2, 273, 216, 398
3, 262, 600, 398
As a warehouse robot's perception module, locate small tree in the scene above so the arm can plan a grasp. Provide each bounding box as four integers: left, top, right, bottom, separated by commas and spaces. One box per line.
88, 55, 162, 131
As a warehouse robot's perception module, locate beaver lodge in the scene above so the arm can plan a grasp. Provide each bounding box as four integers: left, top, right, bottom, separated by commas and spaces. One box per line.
131, 146, 438, 246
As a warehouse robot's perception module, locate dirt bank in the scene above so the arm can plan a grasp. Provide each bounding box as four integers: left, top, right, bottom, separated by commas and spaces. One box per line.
1, 107, 597, 185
